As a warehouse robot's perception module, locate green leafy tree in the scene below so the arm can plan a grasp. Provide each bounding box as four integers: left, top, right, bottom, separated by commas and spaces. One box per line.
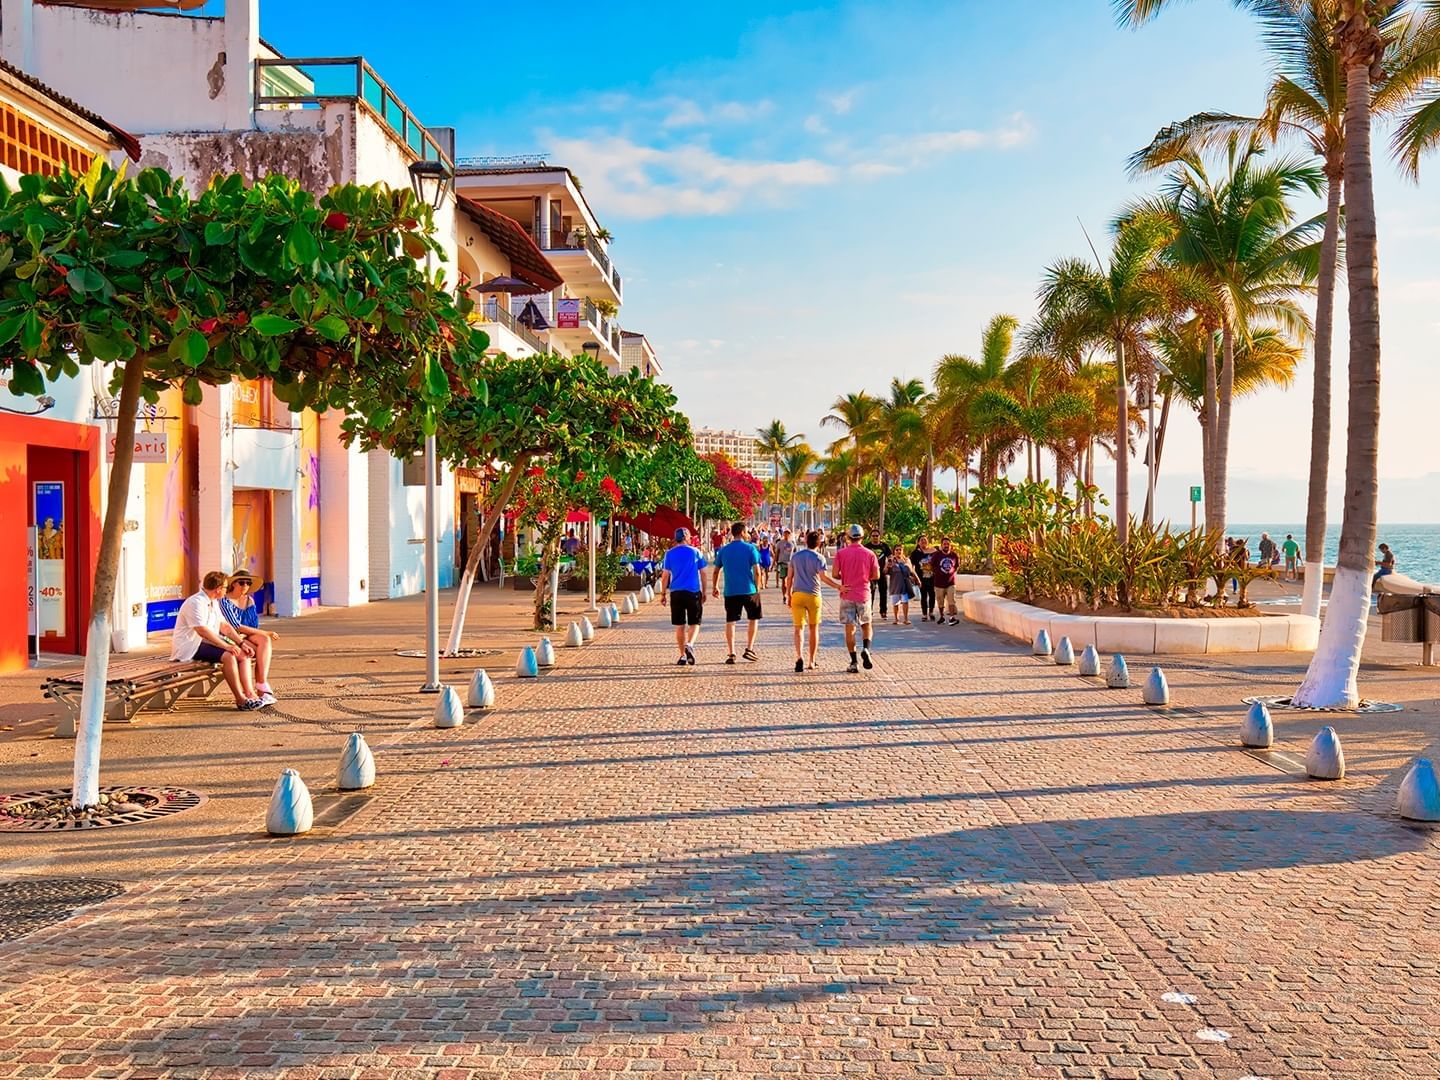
0, 163, 485, 808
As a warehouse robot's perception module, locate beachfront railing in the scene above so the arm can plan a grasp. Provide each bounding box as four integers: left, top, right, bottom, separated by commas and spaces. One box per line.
254, 57, 452, 170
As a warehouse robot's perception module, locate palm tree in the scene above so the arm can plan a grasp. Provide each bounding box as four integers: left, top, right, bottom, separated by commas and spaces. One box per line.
755, 420, 801, 523
1036, 213, 1195, 544
1115, 0, 1417, 713
816, 449, 857, 529
876, 378, 932, 533
780, 445, 819, 530
933, 316, 1026, 485
1120, 139, 1321, 542
820, 392, 884, 503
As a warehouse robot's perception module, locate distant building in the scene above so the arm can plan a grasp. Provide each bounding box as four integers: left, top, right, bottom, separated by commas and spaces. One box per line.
693, 428, 771, 480
619, 332, 662, 379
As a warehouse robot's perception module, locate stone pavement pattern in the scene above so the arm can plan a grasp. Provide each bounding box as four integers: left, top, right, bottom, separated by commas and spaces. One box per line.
2, 593, 1438, 1078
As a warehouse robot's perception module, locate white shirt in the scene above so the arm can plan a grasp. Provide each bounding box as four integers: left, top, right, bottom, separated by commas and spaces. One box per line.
171, 590, 222, 661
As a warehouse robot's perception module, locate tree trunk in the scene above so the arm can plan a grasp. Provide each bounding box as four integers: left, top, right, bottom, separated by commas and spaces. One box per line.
1114, 337, 1130, 544
1143, 389, 1172, 525
1215, 321, 1235, 539
444, 457, 529, 655
1202, 327, 1220, 537
1302, 165, 1343, 619
72, 356, 148, 808
1295, 32, 1381, 709
531, 527, 564, 631
878, 470, 889, 534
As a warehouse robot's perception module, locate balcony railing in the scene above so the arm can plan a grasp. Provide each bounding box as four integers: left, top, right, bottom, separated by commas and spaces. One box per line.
478, 300, 545, 354
254, 57, 452, 169
541, 228, 622, 298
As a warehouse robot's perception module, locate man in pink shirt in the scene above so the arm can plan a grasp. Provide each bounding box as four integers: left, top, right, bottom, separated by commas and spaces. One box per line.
833, 524, 881, 673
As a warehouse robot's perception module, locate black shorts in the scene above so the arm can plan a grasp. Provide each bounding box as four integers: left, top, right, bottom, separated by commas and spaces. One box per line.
724, 594, 763, 623
193, 642, 228, 663
669, 589, 703, 626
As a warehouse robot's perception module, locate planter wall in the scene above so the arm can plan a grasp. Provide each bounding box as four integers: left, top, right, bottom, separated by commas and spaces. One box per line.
960, 590, 1319, 654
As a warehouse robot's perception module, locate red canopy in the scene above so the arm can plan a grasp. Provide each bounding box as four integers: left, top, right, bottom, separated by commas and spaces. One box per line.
619, 506, 696, 537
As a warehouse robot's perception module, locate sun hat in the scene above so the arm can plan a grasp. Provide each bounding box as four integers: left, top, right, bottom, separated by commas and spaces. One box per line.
227, 571, 255, 587
847, 524, 864, 539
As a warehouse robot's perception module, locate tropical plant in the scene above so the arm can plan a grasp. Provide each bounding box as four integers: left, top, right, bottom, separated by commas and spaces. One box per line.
755, 419, 802, 517
0, 163, 486, 809
779, 444, 818, 529
932, 315, 1025, 485
702, 452, 764, 519
846, 480, 929, 540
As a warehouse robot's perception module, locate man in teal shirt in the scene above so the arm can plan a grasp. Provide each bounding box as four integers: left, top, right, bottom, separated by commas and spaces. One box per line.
713, 521, 763, 664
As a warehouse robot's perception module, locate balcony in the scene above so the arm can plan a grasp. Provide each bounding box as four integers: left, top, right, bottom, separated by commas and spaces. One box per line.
538, 296, 621, 361
254, 57, 452, 167
472, 299, 546, 357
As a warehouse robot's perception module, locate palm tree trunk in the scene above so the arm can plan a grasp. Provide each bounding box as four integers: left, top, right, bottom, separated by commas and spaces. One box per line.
1114, 337, 1130, 544
1215, 321, 1235, 540
72, 354, 148, 808
1143, 389, 1172, 525
1295, 24, 1382, 709
878, 470, 889, 534
444, 456, 529, 655
1301, 168, 1343, 619
1202, 327, 1219, 538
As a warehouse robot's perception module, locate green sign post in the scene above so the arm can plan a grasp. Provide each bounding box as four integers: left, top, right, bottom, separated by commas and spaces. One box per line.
1189, 486, 1202, 531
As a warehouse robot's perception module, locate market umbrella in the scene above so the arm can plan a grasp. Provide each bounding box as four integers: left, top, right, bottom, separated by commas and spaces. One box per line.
472, 275, 546, 295
516, 300, 550, 331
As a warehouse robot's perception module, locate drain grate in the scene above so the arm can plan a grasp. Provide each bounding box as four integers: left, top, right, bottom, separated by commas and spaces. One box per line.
0, 786, 206, 832
0, 877, 126, 944
1243, 694, 1403, 715
394, 648, 502, 659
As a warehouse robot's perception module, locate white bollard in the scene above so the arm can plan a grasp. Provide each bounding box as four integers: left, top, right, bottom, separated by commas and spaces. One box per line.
1053, 636, 1075, 666
609, 602, 622, 625
580, 616, 596, 641
434, 684, 464, 728
643, 586, 654, 602
517, 646, 540, 678
1033, 628, 1052, 657
565, 621, 583, 648
1078, 644, 1101, 677
597, 605, 612, 629
1143, 667, 1169, 706
536, 636, 556, 668
266, 768, 313, 836
337, 732, 375, 791
1105, 654, 1130, 689
467, 669, 495, 709
1241, 701, 1273, 748
1306, 725, 1345, 780
1396, 758, 1440, 822
621, 594, 634, 615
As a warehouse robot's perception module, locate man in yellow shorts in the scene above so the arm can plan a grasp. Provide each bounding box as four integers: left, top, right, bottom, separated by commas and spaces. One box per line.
787, 529, 840, 673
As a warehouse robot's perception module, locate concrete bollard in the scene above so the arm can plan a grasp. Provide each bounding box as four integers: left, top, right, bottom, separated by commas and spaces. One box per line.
1143, 667, 1169, 706
516, 646, 540, 678
642, 586, 654, 602
1078, 644, 1101, 677
580, 616, 596, 641
266, 768, 313, 836
434, 684, 465, 728
337, 732, 375, 791
1033, 628, 1052, 657
1305, 725, 1345, 780
609, 602, 622, 625
1054, 636, 1075, 666
467, 669, 495, 709
1240, 701, 1273, 748
1396, 758, 1440, 822
565, 621, 583, 648
621, 594, 635, 615
1105, 654, 1130, 689
536, 636, 556, 668
597, 606, 612, 629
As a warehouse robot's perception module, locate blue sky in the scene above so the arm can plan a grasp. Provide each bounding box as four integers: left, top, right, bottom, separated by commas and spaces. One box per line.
263, 1, 1440, 522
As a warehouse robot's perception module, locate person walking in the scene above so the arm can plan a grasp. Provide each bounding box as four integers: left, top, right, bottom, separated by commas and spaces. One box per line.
889, 553, 916, 625
787, 529, 839, 672
714, 521, 763, 664
659, 527, 708, 666
866, 534, 892, 621
930, 538, 960, 625
910, 535, 935, 621
834, 524, 881, 673
758, 535, 774, 589
1282, 533, 1301, 581
775, 528, 796, 603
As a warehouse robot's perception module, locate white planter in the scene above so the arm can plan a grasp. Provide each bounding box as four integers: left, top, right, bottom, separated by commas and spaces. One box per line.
1095, 618, 1157, 655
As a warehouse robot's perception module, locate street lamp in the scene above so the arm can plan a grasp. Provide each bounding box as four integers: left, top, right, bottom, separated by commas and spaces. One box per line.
409, 156, 452, 693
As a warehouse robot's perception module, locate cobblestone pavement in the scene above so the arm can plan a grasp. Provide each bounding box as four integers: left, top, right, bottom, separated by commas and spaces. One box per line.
2, 593, 1438, 1078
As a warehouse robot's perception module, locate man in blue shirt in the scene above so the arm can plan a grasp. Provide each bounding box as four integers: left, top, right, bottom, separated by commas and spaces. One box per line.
659, 528, 709, 666
713, 521, 763, 664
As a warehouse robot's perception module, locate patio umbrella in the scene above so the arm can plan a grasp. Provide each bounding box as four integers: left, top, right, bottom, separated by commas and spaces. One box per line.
516, 300, 550, 331
471, 275, 546, 295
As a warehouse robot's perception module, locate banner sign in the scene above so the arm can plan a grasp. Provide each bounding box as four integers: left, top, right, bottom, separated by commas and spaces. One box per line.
107, 430, 168, 463
33, 482, 65, 637
556, 297, 580, 329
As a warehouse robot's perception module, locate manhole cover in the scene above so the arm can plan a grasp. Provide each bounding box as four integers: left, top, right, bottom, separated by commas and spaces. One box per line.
0, 877, 126, 944
394, 648, 502, 659
1244, 694, 1403, 715
0, 786, 207, 832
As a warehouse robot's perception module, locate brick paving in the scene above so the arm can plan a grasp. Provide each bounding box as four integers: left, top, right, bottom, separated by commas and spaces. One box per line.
2, 591, 1439, 1078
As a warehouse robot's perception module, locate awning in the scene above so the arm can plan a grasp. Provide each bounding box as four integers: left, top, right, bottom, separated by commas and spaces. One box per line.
619, 506, 696, 537
455, 197, 564, 293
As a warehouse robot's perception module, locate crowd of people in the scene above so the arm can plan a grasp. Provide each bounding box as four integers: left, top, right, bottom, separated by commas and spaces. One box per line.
660, 522, 976, 674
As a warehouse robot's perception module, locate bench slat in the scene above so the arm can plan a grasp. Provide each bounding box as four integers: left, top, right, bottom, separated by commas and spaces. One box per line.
43, 659, 217, 690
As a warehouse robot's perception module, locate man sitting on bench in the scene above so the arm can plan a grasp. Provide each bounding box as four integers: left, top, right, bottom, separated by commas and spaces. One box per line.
219, 571, 279, 705
172, 570, 270, 711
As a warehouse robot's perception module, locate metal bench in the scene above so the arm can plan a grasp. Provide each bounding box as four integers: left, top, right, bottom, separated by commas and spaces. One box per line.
43, 656, 226, 738
1377, 574, 1440, 667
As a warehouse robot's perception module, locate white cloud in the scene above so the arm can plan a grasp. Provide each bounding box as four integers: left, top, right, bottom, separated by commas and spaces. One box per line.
877, 113, 1036, 167
803, 114, 829, 135
541, 133, 838, 219
822, 87, 861, 115
660, 97, 775, 128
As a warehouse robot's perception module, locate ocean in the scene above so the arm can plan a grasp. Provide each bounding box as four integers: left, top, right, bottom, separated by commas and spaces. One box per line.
1230, 523, 1440, 585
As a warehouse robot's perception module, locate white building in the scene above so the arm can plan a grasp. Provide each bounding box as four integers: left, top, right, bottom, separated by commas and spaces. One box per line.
693, 428, 770, 480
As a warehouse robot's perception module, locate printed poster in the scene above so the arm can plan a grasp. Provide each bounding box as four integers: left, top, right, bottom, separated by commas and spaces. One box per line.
33, 481, 65, 637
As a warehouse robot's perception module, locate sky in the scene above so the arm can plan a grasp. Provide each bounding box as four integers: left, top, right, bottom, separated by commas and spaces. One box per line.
258, 0, 1440, 523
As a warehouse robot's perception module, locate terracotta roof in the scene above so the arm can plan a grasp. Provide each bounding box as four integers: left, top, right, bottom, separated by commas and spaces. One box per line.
456, 196, 564, 293
0, 59, 141, 160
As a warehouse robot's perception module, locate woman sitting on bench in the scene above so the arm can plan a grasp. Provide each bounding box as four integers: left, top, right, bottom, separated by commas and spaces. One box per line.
220, 571, 279, 706
171, 570, 272, 711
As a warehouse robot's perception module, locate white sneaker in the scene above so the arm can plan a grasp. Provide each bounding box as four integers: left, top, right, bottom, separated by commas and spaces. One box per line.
259, 692, 277, 707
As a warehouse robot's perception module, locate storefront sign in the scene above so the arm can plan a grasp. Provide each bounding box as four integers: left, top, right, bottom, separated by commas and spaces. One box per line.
33, 482, 65, 637
556, 297, 580, 329
107, 429, 168, 464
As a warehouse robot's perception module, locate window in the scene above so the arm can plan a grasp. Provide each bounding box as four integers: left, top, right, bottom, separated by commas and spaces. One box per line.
1, 103, 97, 177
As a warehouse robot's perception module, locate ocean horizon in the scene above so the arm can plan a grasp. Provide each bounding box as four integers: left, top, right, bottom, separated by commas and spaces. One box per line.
1229, 523, 1440, 586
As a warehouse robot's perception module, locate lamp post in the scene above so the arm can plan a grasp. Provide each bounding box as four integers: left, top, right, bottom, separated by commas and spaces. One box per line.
577, 341, 603, 611
409, 157, 452, 693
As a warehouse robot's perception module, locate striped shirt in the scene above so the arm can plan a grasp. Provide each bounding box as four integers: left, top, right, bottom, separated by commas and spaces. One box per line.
219, 597, 260, 631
